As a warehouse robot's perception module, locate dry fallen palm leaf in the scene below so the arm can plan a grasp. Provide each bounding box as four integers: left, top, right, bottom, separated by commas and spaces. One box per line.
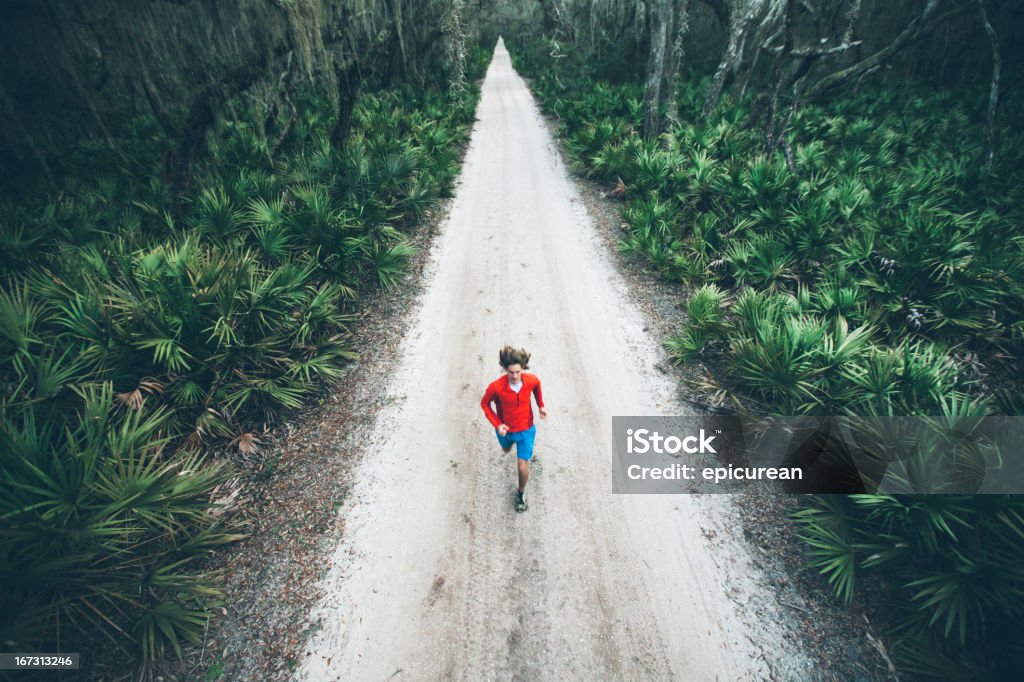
230, 432, 262, 455
138, 378, 165, 394
115, 378, 166, 410
693, 370, 742, 411
209, 477, 244, 517
116, 388, 144, 410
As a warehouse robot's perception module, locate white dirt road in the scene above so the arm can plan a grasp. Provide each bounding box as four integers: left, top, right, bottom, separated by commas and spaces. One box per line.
296, 39, 812, 681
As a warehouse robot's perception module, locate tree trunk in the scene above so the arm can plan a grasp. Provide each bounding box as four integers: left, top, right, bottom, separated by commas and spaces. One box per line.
331, 59, 360, 151
389, 0, 410, 75
977, 0, 1000, 171
590, 0, 598, 55
664, 0, 691, 129
702, 0, 767, 118
442, 0, 467, 96
643, 0, 673, 140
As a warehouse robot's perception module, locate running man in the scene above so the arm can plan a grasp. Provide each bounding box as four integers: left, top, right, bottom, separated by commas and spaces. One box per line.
481, 346, 548, 512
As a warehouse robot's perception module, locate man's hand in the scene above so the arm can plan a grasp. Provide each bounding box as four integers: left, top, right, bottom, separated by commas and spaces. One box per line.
539, 407, 548, 420
498, 424, 510, 436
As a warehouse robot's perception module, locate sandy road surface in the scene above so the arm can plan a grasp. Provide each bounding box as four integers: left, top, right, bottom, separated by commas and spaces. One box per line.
297, 39, 811, 681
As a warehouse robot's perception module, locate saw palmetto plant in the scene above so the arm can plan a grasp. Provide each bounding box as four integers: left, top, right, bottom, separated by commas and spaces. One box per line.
1, 382, 244, 662
0, 279, 242, 660
1, 38, 490, 667
512, 34, 1024, 676
518, 36, 1024, 416
793, 494, 1024, 678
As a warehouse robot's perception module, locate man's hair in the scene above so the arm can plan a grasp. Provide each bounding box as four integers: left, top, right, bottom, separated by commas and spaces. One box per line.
499, 345, 531, 369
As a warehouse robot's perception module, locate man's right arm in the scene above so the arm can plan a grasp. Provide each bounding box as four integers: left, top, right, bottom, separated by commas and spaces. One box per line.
480, 384, 502, 428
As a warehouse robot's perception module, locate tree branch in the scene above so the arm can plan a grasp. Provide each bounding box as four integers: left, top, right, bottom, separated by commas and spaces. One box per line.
802, 0, 945, 101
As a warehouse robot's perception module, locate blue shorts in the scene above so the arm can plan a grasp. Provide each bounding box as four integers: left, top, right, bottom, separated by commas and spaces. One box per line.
496, 424, 537, 461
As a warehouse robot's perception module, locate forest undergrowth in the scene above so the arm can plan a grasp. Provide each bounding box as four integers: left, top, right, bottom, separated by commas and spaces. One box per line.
509, 38, 1024, 679
0, 46, 491, 674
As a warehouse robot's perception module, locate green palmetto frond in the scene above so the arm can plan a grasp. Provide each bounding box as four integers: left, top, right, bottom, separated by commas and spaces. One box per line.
16, 346, 88, 407
245, 196, 285, 229
749, 236, 794, 291
792, 497, 858, 603
623, 195, 677, 240
310, 134, 337, 176
134, 598, 210, 660
730, 314, 824, 412
686, 284, 727, 330
741, 155, 791, 208
631, 145, 678, 196
221, 376, 308, 416
134, 338, 194, 374
374, 149, 421, 196
842, 351, 900, 415
795, 140, 827, 170
251, 223, 292, 261
731, 287, 780, 337
677, 149, 724, 211
784, 198, 835, 266
167, 378, 206, 407
401, 173, 440, 221
568, 119, 620, 160
287, 339, 356, 383
193, 187, 242, 240
591, 141, 631, 184
666, 284, 727, 362
2, 381, 240, 654
814, 277, 864, 321
889, 635, 986, 682
821, 317, 874, 370
0, 215, 52, 276
288, 183, 344, 251
898, 341, 961, 412
55, 289, 112, 370
834, 177, 870, 221
0, 280, 50, 360
905, 568, 986, 645
831, 223, 876, 272
374, 240, 415, 292
722, 240, 753, 287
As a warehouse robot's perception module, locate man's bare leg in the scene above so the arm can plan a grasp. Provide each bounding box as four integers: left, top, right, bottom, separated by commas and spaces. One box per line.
517, 459, 530, 493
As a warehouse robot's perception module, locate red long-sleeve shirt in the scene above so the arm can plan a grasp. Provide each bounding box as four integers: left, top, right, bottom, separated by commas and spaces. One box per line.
481, 373, 545, 432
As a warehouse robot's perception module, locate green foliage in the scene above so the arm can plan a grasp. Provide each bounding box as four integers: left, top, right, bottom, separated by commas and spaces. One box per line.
1, 44, 484, 669
793, 495, 1024, 678
666, 284, 726, 361
511, 38, 1024, 678
1, 382, 243, 661
511, 39, 1024, 419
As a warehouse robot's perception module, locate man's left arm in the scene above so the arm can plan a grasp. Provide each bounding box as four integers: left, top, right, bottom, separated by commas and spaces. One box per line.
533, 377, 548, 419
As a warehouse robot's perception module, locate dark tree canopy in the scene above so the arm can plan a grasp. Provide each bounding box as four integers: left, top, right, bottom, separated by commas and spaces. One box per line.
0, 0, 465, 188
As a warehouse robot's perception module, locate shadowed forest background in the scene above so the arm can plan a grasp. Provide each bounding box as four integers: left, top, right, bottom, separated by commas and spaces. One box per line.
2, 1, 1023, 680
